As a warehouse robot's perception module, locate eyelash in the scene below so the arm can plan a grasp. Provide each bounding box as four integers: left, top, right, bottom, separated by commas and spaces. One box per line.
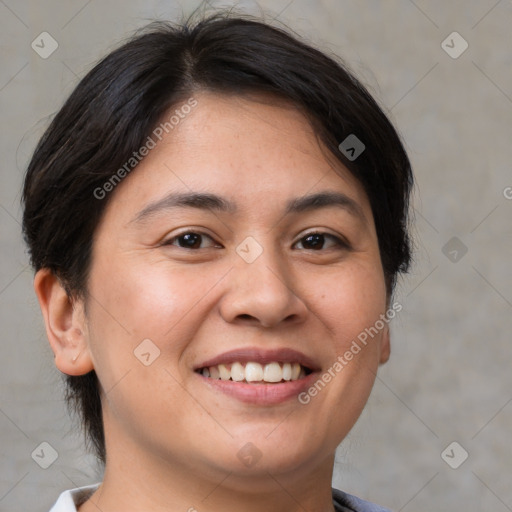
162, 230, 350, 251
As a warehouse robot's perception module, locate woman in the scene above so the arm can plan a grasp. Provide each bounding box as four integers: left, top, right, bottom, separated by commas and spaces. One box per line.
22, 11, 413, 512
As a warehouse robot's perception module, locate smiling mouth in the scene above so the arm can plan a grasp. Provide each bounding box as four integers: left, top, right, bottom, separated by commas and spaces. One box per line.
195, 361, 313, 384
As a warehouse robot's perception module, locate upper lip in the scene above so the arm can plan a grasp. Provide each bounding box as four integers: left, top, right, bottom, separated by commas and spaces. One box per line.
194, 347, 321, 372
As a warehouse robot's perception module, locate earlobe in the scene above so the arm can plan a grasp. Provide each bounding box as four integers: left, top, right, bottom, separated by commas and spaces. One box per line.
34, 269, 94, 376
379, 324, 391, 365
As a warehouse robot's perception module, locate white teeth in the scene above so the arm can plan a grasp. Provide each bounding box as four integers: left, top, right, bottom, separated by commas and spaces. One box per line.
282, 362, 292, 381
263, 362, 283, 382
200, 361, 309, 383
291, 362, 301, 380
231, 362, 245, 382
218, 363, 231, 380
245, 362, 264, 382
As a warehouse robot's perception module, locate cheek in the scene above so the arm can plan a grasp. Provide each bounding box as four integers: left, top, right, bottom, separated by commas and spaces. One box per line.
85, 255, 228, 371
315, 259, 387, 349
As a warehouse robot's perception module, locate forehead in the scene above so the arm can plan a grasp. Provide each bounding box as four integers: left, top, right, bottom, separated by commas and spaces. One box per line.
102, 91, 373, 224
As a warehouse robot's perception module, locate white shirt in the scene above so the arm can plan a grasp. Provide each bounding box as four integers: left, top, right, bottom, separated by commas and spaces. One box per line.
49, 483, 100, 512
48, 484, 391, 512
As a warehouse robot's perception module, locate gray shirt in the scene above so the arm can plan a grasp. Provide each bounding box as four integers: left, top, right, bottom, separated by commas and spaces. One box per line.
332, 487, 392, 511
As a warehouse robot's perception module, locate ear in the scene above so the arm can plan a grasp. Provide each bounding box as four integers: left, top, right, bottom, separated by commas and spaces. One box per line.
379, 323, 391, 365
34, 268, 94, 376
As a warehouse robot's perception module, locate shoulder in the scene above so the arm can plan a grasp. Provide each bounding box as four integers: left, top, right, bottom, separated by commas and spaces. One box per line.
48, 483, 101, 512
332, 487, 394, 512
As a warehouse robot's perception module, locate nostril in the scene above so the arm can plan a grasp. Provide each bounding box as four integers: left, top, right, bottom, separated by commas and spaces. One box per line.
237, 314, 255, 321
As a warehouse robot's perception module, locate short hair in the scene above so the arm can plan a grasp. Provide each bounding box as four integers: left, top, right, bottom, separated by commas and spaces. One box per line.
22, 11, 413, 464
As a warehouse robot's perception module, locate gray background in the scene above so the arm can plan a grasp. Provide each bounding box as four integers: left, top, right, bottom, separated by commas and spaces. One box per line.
1, 1, 511, 511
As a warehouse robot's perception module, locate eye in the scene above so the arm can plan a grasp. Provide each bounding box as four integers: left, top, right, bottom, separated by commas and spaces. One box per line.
294, 232, 349, 251
163, 231, 221, 250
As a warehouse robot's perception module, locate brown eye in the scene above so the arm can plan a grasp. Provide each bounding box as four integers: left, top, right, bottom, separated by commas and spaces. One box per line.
294, 232, 349, 251
164, 231, 220, 250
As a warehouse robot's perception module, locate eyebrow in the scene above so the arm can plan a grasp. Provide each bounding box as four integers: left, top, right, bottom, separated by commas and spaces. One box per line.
131, 190, 366, 224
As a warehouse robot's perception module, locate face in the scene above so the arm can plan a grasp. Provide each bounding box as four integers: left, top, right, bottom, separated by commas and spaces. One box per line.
60, 92, 390, 486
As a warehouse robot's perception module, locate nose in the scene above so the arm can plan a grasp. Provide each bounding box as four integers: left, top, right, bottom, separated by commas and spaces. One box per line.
219, 241, 309, 328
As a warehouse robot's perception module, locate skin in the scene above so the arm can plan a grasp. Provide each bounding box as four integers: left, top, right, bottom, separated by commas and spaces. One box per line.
35, 92, 391, 512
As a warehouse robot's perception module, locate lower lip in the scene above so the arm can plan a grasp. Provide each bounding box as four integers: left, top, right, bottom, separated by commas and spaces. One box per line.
195, 371, 320, 405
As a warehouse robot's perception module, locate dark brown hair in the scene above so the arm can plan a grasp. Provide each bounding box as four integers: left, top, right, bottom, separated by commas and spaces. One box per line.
22, 11, 413, 464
